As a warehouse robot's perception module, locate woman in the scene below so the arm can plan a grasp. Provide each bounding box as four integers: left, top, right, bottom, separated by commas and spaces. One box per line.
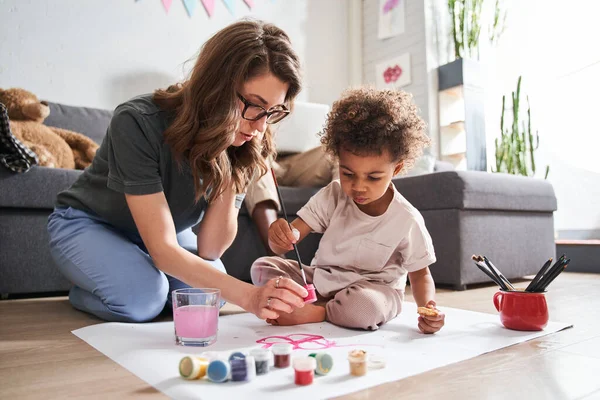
47, 19, 307, 323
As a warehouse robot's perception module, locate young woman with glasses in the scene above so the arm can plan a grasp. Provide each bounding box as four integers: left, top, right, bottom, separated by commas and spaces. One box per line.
47, 19, 308, 323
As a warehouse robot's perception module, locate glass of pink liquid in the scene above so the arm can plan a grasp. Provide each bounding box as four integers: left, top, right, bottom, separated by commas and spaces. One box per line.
172, 288, 220, 346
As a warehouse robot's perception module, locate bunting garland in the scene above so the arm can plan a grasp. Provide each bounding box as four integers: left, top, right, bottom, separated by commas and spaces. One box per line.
182, 0, 198, 16
143, 0, 260, 18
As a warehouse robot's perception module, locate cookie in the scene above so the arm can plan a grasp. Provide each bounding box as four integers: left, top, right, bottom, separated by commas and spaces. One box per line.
417, 306, 439, 317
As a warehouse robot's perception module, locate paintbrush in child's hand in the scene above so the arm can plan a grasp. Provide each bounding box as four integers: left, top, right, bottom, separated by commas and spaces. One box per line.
270, 169, 307, 285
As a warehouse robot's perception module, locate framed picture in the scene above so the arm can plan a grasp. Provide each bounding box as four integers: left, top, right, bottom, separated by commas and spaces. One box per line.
375, 53, 411, 89
378, 0, 405, 39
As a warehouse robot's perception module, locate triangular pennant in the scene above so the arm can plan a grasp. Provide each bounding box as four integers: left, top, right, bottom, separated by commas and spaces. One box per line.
243, 0, 254, 9
182, 0, 197, 17
162, 0, 173, 13
222, 0, 235, 15
200, 0, 215, 17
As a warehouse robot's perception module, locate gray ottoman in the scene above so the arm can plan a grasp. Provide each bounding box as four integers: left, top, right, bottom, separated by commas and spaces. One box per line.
394, 171, 557, 290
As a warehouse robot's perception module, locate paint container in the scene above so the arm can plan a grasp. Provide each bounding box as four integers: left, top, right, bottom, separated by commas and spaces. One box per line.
230, 358, 247, 382
293, 357, 317, 385
303, 284, 317, 303
347, 349, 368, 377
368, 354, 386, 370
271, 343, 293, 368
309, 353, 334, 375
250, 348, 271, 375
207, 359, 230, 383
178, 356, 209, 380
245, 355, 256, 381
228, 351, 246, 362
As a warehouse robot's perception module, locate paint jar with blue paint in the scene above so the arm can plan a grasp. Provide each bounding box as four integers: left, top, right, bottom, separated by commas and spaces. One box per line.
207, 359, 230, 383
250, 348, 271, 375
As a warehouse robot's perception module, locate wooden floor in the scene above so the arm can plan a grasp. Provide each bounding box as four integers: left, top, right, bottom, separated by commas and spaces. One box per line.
1, 273, 600, 400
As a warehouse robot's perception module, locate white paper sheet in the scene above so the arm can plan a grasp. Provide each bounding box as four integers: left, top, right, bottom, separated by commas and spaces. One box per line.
72, 303, 571, 400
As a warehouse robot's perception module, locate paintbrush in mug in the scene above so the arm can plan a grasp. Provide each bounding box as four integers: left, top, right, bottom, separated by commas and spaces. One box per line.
271, 169, 307, 284
525, 257, 554, 292
530, 255, 567, 292
535, 258, 570, 292
483, 255, 516, 291
472, 255, 509, 291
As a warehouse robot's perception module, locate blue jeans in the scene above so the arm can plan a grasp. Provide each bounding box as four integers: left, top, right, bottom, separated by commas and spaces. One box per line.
47, 207, 226, 323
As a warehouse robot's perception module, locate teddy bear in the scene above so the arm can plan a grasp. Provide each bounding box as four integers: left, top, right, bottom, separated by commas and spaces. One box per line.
0, 87, 99, 169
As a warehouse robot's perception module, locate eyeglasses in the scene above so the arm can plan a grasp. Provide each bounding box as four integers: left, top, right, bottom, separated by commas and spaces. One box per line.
237, 93, 290, 124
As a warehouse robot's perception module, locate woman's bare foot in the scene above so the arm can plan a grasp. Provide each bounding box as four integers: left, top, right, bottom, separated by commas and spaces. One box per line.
267, 303, 326, 326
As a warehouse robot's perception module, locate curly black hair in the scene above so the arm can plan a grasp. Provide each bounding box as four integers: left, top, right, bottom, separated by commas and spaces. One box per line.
320, 87, 430, 173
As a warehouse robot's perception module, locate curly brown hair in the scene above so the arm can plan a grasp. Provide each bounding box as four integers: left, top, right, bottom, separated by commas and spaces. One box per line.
320, 87, 430, 173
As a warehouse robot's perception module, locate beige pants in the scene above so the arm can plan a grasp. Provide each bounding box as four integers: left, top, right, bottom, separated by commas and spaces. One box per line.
250, 257, 404, 331
245, 146, 338, 215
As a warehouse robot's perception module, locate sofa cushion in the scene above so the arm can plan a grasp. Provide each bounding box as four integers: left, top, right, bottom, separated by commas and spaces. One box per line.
44, 102, 113, 145
394, 171, 557, 212
0, 166, 82, 209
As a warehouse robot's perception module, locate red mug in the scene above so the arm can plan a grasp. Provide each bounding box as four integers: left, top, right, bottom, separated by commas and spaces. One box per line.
493, 290, 549, 331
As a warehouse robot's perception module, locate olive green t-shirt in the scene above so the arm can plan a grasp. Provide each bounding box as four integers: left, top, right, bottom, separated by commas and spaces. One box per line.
56, 94, 244, 235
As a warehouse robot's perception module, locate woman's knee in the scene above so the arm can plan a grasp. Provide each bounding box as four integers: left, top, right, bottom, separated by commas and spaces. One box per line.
103, 273, 170, 323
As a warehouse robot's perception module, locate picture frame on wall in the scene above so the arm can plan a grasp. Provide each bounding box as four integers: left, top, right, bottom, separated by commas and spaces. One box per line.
378, 0, 405, 40
375, 53, 411, 89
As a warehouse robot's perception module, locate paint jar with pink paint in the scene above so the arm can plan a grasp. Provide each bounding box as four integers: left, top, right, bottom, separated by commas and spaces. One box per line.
303, 284, 318, 303
271, 343, 293, 368
172, 288, 220, 346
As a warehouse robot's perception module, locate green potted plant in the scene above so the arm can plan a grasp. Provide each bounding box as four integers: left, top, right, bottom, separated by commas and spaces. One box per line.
493, 76, 550, 179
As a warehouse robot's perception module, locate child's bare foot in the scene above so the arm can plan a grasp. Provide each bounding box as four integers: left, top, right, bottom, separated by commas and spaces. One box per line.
267, 304, 326, 326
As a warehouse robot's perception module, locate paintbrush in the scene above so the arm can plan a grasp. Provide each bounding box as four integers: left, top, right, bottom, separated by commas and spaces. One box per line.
472, 255, 509, 291
525, 257, 554, 292
535, 258, 570, 292
531, 255, 566, 292
483, 255, 516, 291
270, 169, 307, 284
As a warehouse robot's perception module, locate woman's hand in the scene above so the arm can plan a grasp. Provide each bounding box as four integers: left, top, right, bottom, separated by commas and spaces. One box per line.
245, 276, 308, 320
268, 218, 300, 255
418, 300, 445, 334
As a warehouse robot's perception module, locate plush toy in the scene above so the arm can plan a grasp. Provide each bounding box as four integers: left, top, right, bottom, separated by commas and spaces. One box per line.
0, 88, 99, 169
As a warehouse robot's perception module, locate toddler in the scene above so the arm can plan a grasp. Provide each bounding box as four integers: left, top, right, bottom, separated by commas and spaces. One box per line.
250, 87, 445, 333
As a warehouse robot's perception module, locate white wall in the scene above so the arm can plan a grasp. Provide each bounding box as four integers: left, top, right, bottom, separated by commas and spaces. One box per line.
485, 0, 600, 236
0, 0, 349, 109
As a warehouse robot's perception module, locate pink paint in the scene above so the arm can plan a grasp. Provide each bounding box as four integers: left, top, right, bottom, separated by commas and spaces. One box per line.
303, 284, 317, 303
174, 305, 218, 339
257, 333, 382, 351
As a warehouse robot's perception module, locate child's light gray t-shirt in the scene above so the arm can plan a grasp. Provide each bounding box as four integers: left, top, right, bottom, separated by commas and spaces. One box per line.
297, 180, 436, 297
56, 94, 244, 235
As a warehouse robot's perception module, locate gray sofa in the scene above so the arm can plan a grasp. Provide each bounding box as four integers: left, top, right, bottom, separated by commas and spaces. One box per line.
0, 102, 557, 297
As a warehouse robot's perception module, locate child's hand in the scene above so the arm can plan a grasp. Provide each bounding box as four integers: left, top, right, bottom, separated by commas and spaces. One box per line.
268, 218, 300, 255
418, 300, 445, 334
